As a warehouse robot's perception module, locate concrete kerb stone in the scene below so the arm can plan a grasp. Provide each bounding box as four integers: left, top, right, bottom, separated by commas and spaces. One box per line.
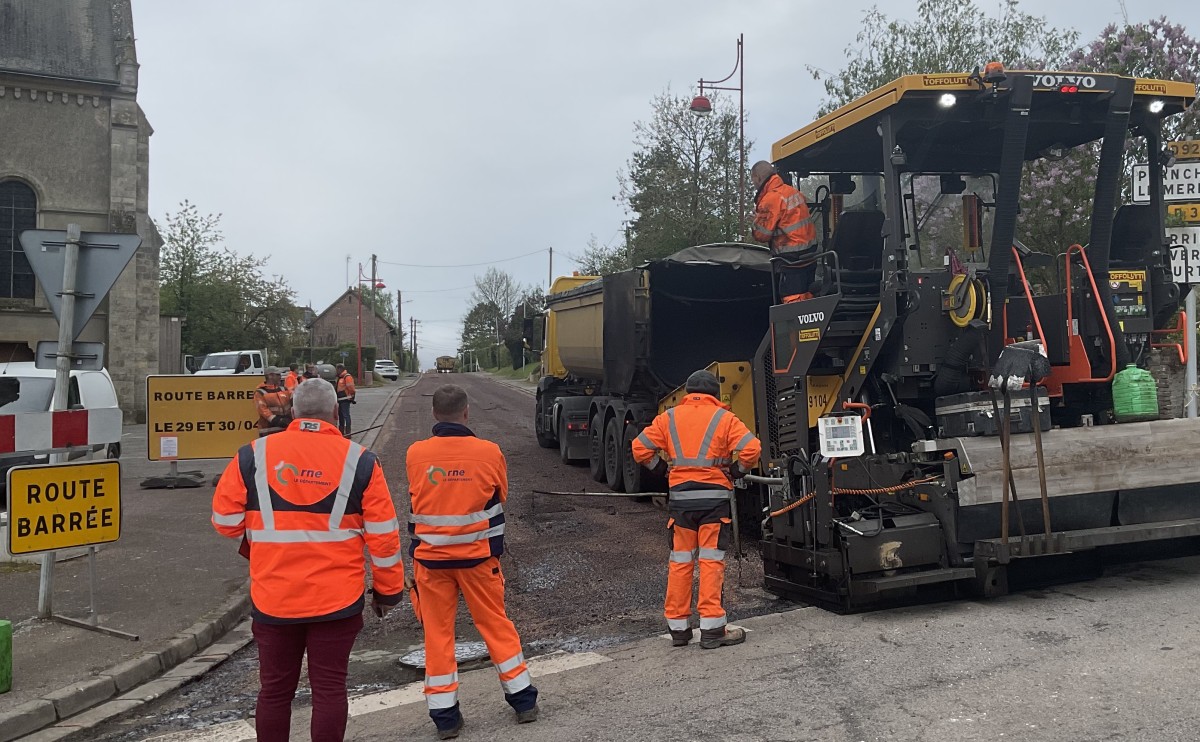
9, 578, 253, 739
0, 699, 57, 742
41, 676, 117, 721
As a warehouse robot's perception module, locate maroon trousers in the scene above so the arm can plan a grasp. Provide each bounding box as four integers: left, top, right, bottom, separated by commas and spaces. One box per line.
251, 613, 363, 742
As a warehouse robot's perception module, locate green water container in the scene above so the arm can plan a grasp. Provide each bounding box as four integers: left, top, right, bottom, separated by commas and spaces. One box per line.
0, 619, 11, 694
1112, 365, 1159, 422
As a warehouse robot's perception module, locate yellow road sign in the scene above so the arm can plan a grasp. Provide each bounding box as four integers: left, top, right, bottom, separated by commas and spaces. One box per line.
146, 375, 262, 461
1168, 203, 1200, 224
7, 460, 121, 555
1168, 141, 1200, 160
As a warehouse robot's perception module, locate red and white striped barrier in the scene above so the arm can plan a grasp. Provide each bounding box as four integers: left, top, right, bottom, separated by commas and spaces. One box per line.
0, 408, 122, 455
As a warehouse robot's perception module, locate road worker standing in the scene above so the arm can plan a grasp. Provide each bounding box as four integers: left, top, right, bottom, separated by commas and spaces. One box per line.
334, 363, 356, 436
212, 379, 405, 742
255, 367, 293, 433
406, 384, 538, 739
283, 363, 301, 392
632, 369, 762, 649
751, 160, 819, 303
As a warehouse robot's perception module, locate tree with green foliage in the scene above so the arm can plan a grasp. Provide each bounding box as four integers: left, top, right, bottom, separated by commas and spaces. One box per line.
580, 90, 753, 275
809, 0, 1078, 115
1020, 18, 1200, 255
158, 201, 303, 359
460, 300, 504, 368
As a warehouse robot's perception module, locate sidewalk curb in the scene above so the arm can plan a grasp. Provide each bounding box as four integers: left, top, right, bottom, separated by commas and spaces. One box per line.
483, 373, 537, 397
0, 581, 251, 742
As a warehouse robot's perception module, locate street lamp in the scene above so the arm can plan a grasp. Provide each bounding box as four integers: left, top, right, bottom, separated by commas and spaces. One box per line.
356, 264, 386, 384
690, 33, 746, 237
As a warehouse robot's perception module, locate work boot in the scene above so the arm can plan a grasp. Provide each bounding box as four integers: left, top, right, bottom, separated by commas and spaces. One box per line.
699, 625, 746, 650
670, 629, 692, 647
515, 704, 540, 724
436, 717, 464, 740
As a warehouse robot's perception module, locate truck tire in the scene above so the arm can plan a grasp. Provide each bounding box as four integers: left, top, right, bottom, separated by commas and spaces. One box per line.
604, 418, 625, 492
621, 421, 644, 494
558, 416, 574, 464
534, 398, 556, 449
588, 413, 606, 482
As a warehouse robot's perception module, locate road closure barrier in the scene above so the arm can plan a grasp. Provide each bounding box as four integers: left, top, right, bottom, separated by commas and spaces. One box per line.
146, 375, 262, 461
6, 460, 121, 555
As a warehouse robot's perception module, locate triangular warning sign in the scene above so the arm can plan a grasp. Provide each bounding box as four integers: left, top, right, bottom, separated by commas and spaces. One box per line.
19, 229, 142, 341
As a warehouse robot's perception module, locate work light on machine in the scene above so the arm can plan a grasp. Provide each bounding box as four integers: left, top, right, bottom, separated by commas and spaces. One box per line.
1149, 99, 1165, 113
938, 93, 957, 108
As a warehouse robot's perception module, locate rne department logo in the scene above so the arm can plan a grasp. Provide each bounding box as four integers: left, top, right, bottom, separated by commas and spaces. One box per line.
275, 461, 326, 486
427, 466, 468, 485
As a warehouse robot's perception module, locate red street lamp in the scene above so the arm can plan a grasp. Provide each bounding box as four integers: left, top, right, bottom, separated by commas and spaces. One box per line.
356, 264, 386, 384
690, 33, 745, 237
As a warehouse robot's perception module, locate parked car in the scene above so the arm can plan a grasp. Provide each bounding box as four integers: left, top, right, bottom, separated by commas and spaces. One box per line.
373, 360, 400, 381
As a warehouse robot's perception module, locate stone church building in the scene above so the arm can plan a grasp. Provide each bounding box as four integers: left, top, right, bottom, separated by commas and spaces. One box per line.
0, 0, 160, 421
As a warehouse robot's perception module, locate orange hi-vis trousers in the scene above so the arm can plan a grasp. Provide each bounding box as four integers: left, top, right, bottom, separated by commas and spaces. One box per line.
416, 558, 537, 723
665, 505, 732, 632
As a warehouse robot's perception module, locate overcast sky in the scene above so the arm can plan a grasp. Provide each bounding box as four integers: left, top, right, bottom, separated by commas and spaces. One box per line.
132, 0, 1190, 366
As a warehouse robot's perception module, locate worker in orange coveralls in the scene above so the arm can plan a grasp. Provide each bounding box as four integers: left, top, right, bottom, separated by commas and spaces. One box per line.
405, 384, 538, 739
632, 369, 762, 650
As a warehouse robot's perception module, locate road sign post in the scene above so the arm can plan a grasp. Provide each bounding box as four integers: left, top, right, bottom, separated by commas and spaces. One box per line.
18, 225, 141, 620
7, 459, 136, 640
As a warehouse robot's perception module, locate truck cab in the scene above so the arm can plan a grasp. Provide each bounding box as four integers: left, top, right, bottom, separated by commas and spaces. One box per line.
194, 349, 267, 376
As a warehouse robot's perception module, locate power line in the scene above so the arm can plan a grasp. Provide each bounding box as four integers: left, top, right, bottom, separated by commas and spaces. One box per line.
377, 249, 547, 269
397, 285, 474, 293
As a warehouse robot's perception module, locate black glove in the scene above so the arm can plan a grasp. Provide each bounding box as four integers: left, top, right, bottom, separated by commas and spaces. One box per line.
276, 414, 294, 427
649, 457, 668, 476
350, 398, 357, 404
730, 464, 749, 481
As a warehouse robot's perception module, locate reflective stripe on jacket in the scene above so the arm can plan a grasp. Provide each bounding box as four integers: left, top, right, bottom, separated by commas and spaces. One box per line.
211, 418, 405, 622
630, 393, 762, 511
752, 174, 817, 260
254, 384, 291, 429
406, 422, 507, 568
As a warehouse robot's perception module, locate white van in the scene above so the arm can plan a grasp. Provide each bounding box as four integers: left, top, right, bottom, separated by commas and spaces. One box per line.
194, 349, 267, 376
0, 364, 122, 507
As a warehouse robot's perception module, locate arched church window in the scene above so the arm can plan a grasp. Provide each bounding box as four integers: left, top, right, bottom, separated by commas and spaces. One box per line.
0, 181, 36, 299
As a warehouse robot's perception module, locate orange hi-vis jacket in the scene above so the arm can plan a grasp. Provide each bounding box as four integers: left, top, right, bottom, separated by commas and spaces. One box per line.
283, 371, 299, 391
211, 418, 405, 622
631, 393, 762, 511
753, 173, 818, 261
406, 422, 507, 568
254, 382, 291, 429
336, 371, 356, 401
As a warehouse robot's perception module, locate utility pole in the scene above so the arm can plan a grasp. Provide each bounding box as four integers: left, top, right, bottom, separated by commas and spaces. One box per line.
410, 316, 418, 372
396, 289, 403, 367
548, 246, 553, 290
370, 253, 378, 360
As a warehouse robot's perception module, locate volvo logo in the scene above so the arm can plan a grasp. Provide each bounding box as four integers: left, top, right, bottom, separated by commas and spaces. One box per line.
797, 311, 826, 324
1029, 74, 1097, 89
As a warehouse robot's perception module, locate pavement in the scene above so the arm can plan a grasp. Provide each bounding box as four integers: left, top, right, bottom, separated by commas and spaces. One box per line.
0, 376, 414, 740
99, 552, 1200, 741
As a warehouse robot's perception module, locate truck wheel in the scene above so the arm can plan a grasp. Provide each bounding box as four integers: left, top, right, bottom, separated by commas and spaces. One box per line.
604, 418, 625, 492
558, 416, 574, 464
534, 398, 556, 449
621, 422, 644, 494
588, 413, 605, 482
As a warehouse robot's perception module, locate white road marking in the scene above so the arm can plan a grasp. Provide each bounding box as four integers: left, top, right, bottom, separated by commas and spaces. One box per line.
349, 650, 611, 717
143, 720, 256, 741
143, 651, 612, 740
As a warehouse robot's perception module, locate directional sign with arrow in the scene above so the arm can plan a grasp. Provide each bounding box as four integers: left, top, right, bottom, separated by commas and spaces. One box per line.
18, 229, 141, 341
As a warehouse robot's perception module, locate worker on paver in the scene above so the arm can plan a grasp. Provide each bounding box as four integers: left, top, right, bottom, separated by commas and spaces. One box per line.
211, 379, 405, 742
303, 363, 319, 382
405, 384, 539, 739
751, 160, 819, 303
334, 363, 356, 436
631, 369, 762, 649
255, 367, 293, 434
284, 363, 301, 392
